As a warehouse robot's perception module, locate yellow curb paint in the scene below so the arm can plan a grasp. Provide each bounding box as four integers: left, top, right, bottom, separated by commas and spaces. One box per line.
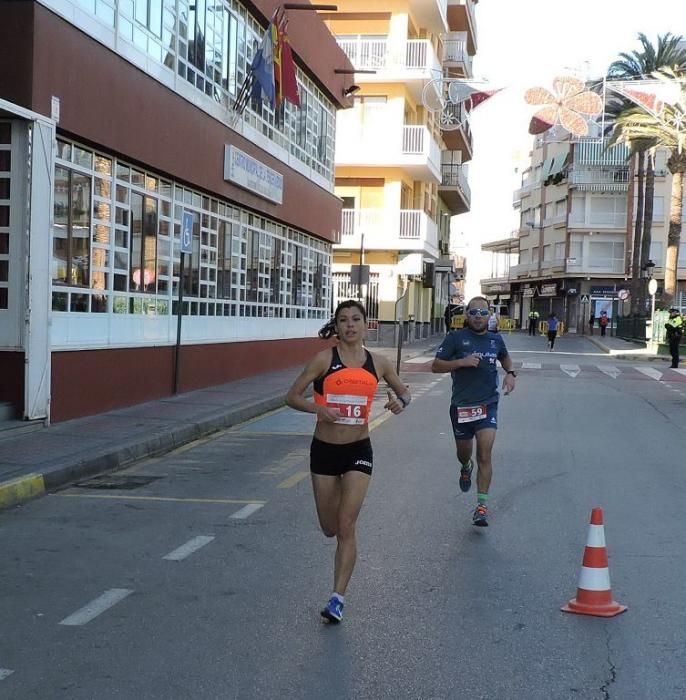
54, 494, 265, 505
277, 471, 309, 489
368, 411, 393, 432
0, 473, 45, 509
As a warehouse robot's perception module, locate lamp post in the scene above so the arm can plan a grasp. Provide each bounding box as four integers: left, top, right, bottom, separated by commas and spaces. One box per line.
648, 277, 658, 353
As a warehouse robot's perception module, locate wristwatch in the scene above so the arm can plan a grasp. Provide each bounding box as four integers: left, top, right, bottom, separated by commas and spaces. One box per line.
506, 370, 517, 377
398, 394, 411, 407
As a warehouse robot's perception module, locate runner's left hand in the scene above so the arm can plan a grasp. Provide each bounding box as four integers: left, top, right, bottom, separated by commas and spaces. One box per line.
384, 390, 404, 414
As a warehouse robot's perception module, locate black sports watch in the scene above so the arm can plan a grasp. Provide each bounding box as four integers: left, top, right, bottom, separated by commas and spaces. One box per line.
506, 370, 517, 377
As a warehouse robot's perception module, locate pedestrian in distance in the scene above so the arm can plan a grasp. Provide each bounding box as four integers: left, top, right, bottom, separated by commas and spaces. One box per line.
665, 308, 684, 368
432, 296, 516, 527
528, 308, 540, 336
599, 311, 609, 337
444, 303, 453, 333
588, 312, 595, 336
285, 300, 411, 624
547, 312, 559, 351
487, 307, 499, 333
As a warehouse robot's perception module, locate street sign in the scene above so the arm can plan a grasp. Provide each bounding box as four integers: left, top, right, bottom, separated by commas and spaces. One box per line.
618, 289, 630, 301
350, 264, 370, 286
648, 278, 658, 296
181, 211, 194, 254
580, 294, 590, 304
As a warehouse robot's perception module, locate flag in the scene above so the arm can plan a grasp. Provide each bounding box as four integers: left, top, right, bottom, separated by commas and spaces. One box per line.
280, 21, 300, 106
272, 20, 283, 106
250, 22, 275, 107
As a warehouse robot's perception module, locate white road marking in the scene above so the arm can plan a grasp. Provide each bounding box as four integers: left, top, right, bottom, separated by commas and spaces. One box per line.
163, 535, 215, 561
230, 503, 264, 519
597, 365, 621, 379
59, 589, 133, 626
404, 356, 432, 364
0, 670, 14, 681
522, 362, 541, 369
635, 366, 663, 381
671, 368, 686, 376
560, 364, 581, 378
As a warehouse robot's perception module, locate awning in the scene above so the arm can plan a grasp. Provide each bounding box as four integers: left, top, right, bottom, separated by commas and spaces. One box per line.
541, 156, 555, 180
547, 152, 568, 178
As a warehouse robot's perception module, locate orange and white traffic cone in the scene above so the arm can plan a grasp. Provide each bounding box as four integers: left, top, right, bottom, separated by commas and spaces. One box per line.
561, 507, 627, 617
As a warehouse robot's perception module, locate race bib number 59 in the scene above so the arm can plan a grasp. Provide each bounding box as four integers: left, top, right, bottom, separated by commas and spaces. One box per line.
457, 404, 487, 424
326, 394, 369, 425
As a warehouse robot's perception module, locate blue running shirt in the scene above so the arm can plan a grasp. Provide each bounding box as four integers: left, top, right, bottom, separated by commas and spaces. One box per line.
435, 329, 509, 407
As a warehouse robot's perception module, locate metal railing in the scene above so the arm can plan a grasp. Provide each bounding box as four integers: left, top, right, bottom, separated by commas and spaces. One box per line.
569, 165, 630, 191
336, 37, 437, 73
440, 164, 471, 201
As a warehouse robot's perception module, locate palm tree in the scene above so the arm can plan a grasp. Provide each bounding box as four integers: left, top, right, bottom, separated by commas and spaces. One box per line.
609, 73, 686, 305
607, 33, 686, 311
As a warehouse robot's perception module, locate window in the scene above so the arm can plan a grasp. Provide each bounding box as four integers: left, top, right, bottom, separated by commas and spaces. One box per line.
531, 246, 539, 263
554, 242, 565, 260
555, 199, 566, 217
649, 241, 664, 266
217, 220, 232, 298
543, 244, 552, 261
129, 193, 158, 292
52, 167, 91, 287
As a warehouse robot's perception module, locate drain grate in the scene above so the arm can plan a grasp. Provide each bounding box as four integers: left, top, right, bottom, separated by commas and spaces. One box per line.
74, 475, 163, 490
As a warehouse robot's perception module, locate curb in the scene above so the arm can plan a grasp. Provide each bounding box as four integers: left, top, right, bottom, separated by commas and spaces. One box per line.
0, 393, 288, 512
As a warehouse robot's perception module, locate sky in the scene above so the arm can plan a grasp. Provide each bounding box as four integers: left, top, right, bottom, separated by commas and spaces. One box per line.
456, 0, 686, 298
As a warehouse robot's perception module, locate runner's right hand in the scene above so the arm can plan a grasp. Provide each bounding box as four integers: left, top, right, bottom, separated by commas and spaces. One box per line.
316, 405, 343, 422
460, 354, 480, 368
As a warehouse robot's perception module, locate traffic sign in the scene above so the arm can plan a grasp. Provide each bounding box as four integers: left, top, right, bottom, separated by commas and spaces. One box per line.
181, 211, 194, 254
580, 294, 589, 304
618, 289, 630, 301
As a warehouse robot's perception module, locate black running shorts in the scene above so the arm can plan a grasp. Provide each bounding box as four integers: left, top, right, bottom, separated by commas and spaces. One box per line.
310, 437, 374, 476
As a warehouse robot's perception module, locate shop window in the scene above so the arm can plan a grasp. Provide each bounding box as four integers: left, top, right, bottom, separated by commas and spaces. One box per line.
52, 167, 91, 287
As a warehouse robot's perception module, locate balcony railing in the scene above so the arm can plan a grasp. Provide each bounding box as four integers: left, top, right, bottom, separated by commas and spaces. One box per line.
335, 118, 441, 176
336, 38, 440, 75
338, 208, 438, 252
569, 166, 630, 191
443, 34, 472, 74
441, 164, 471, 201
569, 213, 627, 228
573, 138, 630, 166
566, 257, 626, 274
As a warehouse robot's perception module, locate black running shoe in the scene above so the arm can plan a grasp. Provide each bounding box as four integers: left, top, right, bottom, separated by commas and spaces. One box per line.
459, 459, 473, 493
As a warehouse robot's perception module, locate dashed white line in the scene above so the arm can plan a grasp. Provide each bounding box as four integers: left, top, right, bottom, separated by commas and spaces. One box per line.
560, 364, 581, 378
522, 362, 541, 369
671, 368, 686, 376
59, 588, 133, 626
230, 503, 264, 519
0, 669, 14, 681
635, 366, 663, 381
163, 535, 215, 562
597, 365, 621, 379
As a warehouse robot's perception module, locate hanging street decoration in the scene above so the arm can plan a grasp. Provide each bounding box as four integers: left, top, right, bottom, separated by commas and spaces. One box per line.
422, 74, 686, 141
524, 76, 603, 136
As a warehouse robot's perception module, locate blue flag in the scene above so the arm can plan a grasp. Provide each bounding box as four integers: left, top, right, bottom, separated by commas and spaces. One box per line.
250, 23, 275, 107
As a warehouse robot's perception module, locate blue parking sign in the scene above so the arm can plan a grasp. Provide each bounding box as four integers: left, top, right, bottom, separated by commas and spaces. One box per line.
181, 211, 193, 254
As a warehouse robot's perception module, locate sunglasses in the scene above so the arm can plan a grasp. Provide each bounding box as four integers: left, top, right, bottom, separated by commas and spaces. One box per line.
467, 308, 490, 317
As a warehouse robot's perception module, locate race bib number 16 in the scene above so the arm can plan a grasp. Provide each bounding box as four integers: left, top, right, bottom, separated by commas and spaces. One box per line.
326, 393, 369, 425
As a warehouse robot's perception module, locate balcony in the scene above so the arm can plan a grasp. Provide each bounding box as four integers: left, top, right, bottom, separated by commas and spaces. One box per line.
568, 165, 630, 192
442, 32, 473, 77
447, 0, 478, 53
439, 163, 471, 214
566, 257, 626, 275
573, 138, 629, 166
335, 118, 442, 181
336, 208, 439, 257
408, 0, 448, 35
569, 213, 627, 229
440, 103, 473, 161
336, 37, 442, 102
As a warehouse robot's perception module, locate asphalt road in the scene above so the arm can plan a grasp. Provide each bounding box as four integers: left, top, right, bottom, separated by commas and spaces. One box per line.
2, 333, 686, 699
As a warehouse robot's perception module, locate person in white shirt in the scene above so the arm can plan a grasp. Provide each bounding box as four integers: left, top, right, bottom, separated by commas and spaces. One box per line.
487, 308, 499, 333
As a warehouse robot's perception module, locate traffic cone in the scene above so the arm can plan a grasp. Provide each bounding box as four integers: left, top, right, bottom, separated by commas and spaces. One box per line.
561, 507, 627, 617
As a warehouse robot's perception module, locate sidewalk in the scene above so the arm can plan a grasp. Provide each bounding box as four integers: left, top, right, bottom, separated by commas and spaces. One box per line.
583, 333, 668, 361
0, 337, 439, 510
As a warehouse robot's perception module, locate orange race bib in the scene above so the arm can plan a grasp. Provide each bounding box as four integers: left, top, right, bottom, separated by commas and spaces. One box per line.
457, 404, 487, 424
326, 393, 370, 425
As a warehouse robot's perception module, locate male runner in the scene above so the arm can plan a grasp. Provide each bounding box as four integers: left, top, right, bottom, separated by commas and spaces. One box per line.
432, 296, 516, 526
